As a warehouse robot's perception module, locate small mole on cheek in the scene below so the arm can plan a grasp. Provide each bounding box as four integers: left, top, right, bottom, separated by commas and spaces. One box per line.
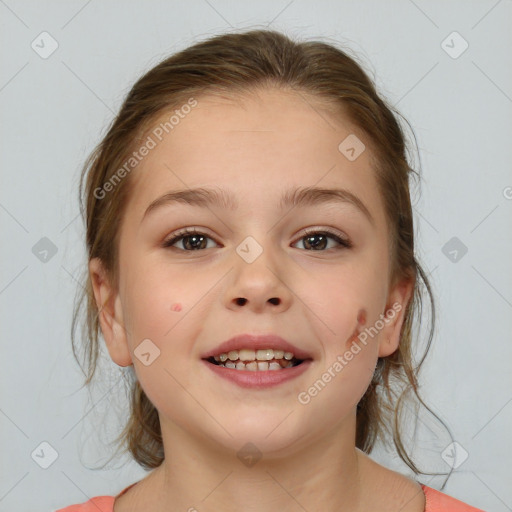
170, 302, 182, 312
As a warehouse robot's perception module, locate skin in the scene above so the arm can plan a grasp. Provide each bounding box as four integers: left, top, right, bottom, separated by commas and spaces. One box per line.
89, 87, 425, 511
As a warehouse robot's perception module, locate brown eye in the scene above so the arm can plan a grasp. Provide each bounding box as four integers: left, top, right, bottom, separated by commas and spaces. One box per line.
162, 229, 217, 251
292, 229, 352, 251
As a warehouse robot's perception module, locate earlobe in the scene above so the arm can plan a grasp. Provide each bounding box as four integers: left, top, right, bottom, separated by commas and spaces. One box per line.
377, 276, 415, 358
88, 258, 133, 367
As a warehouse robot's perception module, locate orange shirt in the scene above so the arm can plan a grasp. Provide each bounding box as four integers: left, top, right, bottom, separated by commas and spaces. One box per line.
55, 482, 485, 511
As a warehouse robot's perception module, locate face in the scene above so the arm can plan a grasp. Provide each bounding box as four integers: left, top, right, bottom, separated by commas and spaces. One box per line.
90, 87, 412, 458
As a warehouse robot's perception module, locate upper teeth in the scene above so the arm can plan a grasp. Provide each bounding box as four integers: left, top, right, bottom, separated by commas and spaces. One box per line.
214, 349, 294, 362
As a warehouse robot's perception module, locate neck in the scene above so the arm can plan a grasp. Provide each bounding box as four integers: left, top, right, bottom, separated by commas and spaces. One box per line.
146, 419, 365, 512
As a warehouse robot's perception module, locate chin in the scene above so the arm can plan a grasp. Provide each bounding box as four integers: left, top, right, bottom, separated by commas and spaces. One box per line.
206, 411, 310, 458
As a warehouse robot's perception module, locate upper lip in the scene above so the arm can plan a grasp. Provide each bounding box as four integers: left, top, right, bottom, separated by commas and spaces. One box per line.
201, 334, 313, 361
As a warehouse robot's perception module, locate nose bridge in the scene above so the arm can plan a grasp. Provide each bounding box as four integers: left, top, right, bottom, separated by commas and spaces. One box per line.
226, 233, 291, 311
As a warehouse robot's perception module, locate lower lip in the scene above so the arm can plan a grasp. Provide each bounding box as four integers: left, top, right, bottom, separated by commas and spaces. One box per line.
202, 359, 313, 389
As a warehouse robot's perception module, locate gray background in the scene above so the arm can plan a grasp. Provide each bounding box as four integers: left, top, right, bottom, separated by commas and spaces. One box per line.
1, 1, 511, 510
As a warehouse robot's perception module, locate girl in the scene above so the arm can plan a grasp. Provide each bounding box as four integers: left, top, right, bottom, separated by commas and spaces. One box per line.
58, 29, 484, 511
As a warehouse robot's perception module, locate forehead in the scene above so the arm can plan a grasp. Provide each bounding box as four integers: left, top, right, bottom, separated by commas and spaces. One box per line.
125, 87, 385, 226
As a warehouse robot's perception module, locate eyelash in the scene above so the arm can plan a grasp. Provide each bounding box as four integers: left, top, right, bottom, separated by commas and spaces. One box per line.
161, 227, 353, 252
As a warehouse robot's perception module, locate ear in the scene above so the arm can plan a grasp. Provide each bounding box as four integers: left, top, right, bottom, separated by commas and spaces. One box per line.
88, 257, 132, 367
377, 276, 415, 358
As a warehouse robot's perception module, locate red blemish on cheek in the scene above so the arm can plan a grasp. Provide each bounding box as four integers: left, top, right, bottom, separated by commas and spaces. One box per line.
357, 308, 367, 326
170, 302, 182, 312
347, 308, 368, 345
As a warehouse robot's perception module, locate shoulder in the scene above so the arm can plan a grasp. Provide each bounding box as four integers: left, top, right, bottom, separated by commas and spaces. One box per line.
55, 482, 137, 512
356, 450, 484, 512
422, 485, 486, 512
356, 451, 425, 511
380, 471, 426, 511
54, 495, 114, 512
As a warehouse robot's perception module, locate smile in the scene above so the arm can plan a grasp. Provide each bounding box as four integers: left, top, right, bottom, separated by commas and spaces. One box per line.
203, 352, 312, 389
208, 348, 302, 371
201, 334, 313, 388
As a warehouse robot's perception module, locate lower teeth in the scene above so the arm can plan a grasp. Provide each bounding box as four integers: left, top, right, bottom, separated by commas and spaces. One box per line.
216, 359, 297, 371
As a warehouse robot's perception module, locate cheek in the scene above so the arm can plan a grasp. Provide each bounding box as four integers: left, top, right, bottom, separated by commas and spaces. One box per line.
124, 269, 210, 367
122, 273, 190, 356
318, 306, 379, 401
125, 258, 194, 317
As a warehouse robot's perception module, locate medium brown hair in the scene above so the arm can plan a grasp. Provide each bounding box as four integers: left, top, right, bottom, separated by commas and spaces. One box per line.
72, 28, 453, 483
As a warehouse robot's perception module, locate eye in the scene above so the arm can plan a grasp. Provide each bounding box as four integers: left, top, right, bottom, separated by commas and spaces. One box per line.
162, 228, 218, 251
292, 228, 352, 251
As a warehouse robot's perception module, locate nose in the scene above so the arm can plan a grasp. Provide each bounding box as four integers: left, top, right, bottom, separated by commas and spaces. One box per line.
224, 240, 292, 314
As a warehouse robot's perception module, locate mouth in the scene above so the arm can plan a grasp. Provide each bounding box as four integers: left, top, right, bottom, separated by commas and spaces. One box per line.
204, 348, 307, 371
201, 334, 314, 388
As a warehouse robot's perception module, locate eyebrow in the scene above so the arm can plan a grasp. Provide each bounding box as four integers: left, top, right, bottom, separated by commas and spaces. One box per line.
141, 186, 375, 226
